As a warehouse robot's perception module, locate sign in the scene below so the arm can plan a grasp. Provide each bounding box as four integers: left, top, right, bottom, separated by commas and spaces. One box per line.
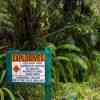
6, 48, 52, 84
12, 54, 45, 83
6, 48, 52, 100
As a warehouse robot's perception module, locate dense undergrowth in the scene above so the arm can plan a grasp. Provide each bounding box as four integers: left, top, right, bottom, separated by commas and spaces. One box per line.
0, 0, 100, 100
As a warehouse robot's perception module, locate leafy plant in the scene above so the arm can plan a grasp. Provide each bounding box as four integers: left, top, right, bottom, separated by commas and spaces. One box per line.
47, 43, 89, 82
54, 82, 100, 100
0, 47, 16, 100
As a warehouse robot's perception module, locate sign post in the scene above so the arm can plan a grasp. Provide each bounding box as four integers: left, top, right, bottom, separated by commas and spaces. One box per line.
6, 48, 52, 100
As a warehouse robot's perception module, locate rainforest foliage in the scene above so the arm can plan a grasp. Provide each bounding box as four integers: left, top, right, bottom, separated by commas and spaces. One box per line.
0, 0, 100, 100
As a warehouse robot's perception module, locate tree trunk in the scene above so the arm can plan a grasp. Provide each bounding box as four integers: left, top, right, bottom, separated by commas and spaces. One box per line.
16, 0, 40, 49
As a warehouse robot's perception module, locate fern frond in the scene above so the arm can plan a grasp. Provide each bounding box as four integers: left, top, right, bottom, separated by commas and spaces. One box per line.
57, 44, 81, 52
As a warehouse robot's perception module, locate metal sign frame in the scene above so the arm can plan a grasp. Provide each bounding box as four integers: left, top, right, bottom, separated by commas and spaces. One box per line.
6, 48, 52, 100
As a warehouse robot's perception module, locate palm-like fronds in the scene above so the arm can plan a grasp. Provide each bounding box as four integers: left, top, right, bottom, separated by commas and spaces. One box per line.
47, 43, 89, 82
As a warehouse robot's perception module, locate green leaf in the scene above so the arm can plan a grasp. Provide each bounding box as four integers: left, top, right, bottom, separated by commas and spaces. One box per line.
2, 88, 15, 100
0, 70, 6, 84
55, 56, 70, 62
72, 55, 88, 70
0, 54, 6, 59
46, 43, 56, 56
0, 89, 4, 100
57, 44, 81, 52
